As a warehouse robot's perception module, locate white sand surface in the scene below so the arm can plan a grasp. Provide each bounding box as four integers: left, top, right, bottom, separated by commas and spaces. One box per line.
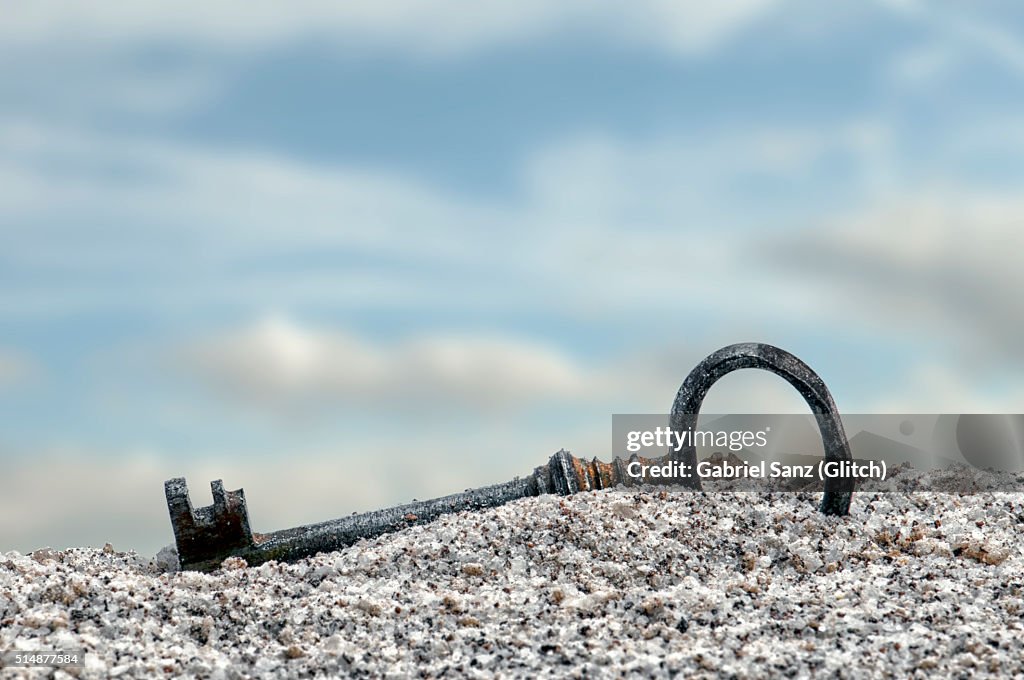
2, 469, 1022, 678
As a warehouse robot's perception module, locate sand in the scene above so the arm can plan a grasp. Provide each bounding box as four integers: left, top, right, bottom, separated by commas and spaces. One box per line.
2, 468, 1023, 678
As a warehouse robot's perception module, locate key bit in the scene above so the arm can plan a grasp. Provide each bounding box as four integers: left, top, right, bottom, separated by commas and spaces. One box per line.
165, 342, 855, 572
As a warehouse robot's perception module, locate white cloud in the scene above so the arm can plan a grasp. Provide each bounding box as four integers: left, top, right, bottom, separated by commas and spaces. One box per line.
179, 316, 595, 409
888, 43, 959, 86
173, 314, 837, 422
772, 191, 1024, 359
1, 1, 780, 59
522, 123, 888, 223
0, 348, 38, 388
881, 0, 1024, 78
869, 361, 1024, 413
0, 121, 504, 256
3, 117, 986, 416
0, 118, 874, 324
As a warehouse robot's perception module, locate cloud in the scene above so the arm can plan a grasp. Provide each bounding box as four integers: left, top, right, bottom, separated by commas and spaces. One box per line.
888, 42, 960, 86
178, 316, 595, 410
1, 1, 780, 59
770, 191, 1024, 360
881, 0, 1024, 77
0, 121, 503, 254
173, 314, 837, 422
5, 114, 993, 416
0, 348, 38, 389
522, 123, 888, 224
868, 360, 1024, 413
0, 121, 526, 318
0, 116, 909, 412
0, 119, 876, 323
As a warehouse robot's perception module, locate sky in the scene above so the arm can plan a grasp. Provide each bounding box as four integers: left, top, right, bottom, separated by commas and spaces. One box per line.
3, 0, 1024, 554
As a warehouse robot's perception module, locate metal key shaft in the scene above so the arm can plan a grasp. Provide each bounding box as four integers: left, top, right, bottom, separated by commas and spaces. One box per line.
165, 448, 666, 572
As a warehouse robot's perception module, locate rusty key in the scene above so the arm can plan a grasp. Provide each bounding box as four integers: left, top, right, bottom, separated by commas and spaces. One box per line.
165, 448, 661, 572
165, 342, 854, 571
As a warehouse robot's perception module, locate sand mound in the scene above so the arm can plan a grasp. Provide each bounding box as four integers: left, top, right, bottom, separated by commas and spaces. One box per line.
3, 474, 1023, 678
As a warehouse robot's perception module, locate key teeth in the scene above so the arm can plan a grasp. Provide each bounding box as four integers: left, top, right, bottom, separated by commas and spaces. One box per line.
164, 476, 256, 571
165, 478, 195, 527
211, 479, 226, 507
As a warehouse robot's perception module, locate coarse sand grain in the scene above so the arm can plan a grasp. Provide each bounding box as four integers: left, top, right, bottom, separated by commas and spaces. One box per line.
2, 468, 1023, 678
